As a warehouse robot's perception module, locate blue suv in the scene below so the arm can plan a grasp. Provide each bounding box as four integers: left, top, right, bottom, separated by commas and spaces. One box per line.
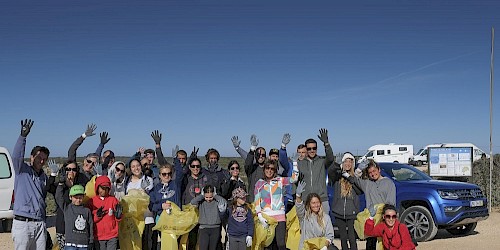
328, 162, 489, 242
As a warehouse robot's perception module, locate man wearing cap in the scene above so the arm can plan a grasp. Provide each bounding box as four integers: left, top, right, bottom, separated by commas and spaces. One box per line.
12, 119, 50, 249
55, 185, 94, 250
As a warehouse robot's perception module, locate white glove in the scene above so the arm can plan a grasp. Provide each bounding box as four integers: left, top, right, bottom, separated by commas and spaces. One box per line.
108, 208, 113, 216
354, 168, 363, 177
258, 213, 268, 228
246, 236, 252, 247
48, 159, 59, 176
342, 171, 350, 178
320, 246, 327, 250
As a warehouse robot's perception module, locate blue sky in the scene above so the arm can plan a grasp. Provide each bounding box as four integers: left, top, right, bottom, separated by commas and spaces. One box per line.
1, 0, 499, 157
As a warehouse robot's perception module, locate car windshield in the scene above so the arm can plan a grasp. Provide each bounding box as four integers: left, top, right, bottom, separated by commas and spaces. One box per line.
415, 148, 424, 155
381, 164, 431, 181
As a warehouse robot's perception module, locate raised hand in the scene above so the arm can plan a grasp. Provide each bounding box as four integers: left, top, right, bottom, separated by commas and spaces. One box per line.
317, 128, 329, 144
96, 206, 105, 218
190, 146, 199, 159
250, 134, 259, 147
296, 181, 306, 197
151, 130, 162, 145
172, 145, 179, 158
100, 132, 110, 145
291, 153, 300, 163
20, 119, 34, 137
94, 163, 103, 176
114, 204, 123, 219
48, 159, 59, 176
231, 136, 241, 148
85, 124, 97, 137
281, 133, 291, 147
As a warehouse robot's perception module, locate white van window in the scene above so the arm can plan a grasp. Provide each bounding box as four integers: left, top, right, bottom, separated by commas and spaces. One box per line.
0, 153, 12, 178
399, 147, 407, 151
377, 150, 385, 155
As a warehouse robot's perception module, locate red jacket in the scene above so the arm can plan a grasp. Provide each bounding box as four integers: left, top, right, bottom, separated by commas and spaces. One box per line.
365, 218, 416, 250
88, 176, 122, 240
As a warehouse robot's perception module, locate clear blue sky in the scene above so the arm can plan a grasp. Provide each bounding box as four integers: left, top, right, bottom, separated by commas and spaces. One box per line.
1, 0, 499, 157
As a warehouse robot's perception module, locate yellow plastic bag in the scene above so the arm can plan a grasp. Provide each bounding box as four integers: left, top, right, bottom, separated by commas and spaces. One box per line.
249, 203, 278, 250
354, 203, 384, 240
83, 175, 96, 204
303, 237, 327, 250
286, 206, 301, 250
152, 203, 199, 250
119, 190, 150, 250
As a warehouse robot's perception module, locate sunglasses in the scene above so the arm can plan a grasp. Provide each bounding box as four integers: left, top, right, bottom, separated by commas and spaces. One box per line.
265, 166, 276, 171
230, 167, 240, 170
115, 168, 124, 173
306, 147, 317, 151
161, 172, 173, 177
86, 159, 96, 165
65, 167, 78, 172
384, 214, 397, 220
190, 165, 201, 169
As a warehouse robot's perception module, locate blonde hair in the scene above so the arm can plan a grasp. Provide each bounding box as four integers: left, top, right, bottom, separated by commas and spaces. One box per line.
305, 193, 325, 232
340, 163, 355, 197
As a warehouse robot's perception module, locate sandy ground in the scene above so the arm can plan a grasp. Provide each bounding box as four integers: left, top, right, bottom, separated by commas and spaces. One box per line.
1, 211, 498, 249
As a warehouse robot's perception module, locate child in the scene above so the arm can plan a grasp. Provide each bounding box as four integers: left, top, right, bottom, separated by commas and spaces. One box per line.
55, 184, 94, 250
190, 185, 227, 250
88, 175, 123, 250
226, 188, 254, 250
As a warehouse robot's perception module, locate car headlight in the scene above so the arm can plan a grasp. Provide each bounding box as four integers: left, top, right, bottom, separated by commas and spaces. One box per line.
438, 190, 459, 199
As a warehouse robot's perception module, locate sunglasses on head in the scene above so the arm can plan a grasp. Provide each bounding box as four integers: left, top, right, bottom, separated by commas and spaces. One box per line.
190, 164, 201, 169
306, 147, 317, 151
161, 172, 173, 177
230, 166, 240, 170
65, 167, 77, 172
384, 214, 397, 220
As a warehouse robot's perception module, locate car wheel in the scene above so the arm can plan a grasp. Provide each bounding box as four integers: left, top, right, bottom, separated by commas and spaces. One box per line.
446, 222, 477, 235
416, 161, 423, 166
400, 205, 438, 242
1, 219, 13, 232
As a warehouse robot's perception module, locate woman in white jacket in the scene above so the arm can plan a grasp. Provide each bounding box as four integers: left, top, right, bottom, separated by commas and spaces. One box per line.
295, 181, 338, 250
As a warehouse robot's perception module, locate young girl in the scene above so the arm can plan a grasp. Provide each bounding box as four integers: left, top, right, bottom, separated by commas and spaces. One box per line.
191, 185, 227, 250
295, 182, 337, 250
87, 176, 122, 250
364, 204, 416, 250
225, 188, 254, 250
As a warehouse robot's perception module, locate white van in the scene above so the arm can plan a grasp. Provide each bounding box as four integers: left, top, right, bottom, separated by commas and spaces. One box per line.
358, 144, 414, 164
0, 146, 14, 232
412, 143, 489, 166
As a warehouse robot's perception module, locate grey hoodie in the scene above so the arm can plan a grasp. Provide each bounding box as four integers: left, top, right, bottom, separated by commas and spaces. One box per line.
296, 200, 335, 250
297, 144, 334, 202
191, 194, 227, 229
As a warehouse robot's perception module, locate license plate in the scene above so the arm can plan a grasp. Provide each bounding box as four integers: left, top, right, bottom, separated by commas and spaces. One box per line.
470, 200, 484, 207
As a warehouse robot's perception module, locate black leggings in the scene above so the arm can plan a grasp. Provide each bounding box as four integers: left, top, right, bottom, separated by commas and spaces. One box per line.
366, 236, 377, 250
335, 217, 357, 250
265, 221, 286, 250
198, 227, 221, 250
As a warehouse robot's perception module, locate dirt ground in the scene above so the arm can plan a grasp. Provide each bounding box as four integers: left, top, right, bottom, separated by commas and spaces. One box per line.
1, 211, 498, 249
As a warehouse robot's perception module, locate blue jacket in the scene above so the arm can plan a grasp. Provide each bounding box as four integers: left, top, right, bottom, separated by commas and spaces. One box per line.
279, 147, 294, 203
13, 136, 48, 220
149, 158, 184, 215
226, 205, 254, 238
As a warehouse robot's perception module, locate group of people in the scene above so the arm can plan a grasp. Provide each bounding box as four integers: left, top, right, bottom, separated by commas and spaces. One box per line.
12, 119, 416, 250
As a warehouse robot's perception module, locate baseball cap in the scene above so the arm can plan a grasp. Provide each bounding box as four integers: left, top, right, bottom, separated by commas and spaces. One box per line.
269, 148, 279, 156
69, 185, 85, 196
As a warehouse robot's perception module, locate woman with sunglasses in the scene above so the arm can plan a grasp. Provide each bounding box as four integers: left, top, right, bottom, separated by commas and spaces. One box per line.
364, 204, 416, 250
220, 160, 246, 200
295, 182, 338, 250
254, 159, 298, 250
108, 161, 127, 200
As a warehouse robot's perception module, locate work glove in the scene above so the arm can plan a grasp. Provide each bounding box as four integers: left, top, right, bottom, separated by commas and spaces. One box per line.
94, 164, 103, 176
100, 132, 110, 145
190, 146, 199, 159
296, 181, 306, 197
281, 133, 291, 148
216, 197, 226, 212
114, 203, 123, 219
354, 168, 363, 178
258, 213, 268, 228
172, 145, 179, 158
48, 159, 59, 176
141, 177, 152, 191
246, 236, 253, 247
291, 153, 300, 163
83, 123, 97, 138
96, 206, 105, 218
342, 171, 351, 179
20, 119, 34, 137
151, 130, 162, 145
317, 128, 329, 144
57, 168, 67, 183
231, 136, 241, 149
250, 134, 259, 150
369, 205, 377, 217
